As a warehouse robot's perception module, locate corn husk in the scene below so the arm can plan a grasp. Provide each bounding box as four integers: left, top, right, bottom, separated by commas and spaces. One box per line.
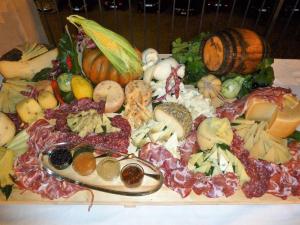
17, 43, 48, 62
67, 15, 142, 75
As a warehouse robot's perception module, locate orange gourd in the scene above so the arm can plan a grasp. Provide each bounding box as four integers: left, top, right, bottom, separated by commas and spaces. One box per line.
82, 48, 141, 87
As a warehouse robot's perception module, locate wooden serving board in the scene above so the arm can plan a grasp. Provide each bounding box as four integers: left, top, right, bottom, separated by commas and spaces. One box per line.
1, 186, 300, 206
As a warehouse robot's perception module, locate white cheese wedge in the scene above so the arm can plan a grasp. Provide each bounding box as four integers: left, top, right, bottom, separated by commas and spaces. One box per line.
224, 161, 234, 173
164, 133, 180, 159
219, 153, 229, 172
149, 130, 167, 142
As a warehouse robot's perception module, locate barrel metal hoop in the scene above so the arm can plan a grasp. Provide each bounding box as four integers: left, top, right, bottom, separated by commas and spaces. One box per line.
222, 29, 238, 74
213, 31, 231, 75
228, 28, 247, 74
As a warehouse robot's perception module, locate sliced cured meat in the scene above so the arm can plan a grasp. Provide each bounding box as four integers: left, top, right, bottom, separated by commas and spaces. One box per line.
14, 120, 85, 200
288, 141, 300, 160
216, 98, 247, 121
140, 142, 238, 198
231, 131, 300, 199
216, 87, 291, 121
162, 168, 193, 197
223, 172, 239, 196
45, 98, 130, 152
14, 117, 131, 201
139, 143, 174, 168
231, 132, 272, 198
193, 173, 238, 198
248, 87, 291, 109
267, 167, 293, 199
286, 160, 300, 196
6, 112, 28, 132
208, 174, 237, 198
141, 124, 300, 199
140, 143, 194, 197
45, 98, 105, 132
242, 160, 273, 198
90, 115, 131, 154
268, 161, 300, 198
193, 173, 211, 195
193, 115, 207, 130
163, 167, 195, 198
178, 131, 198, 166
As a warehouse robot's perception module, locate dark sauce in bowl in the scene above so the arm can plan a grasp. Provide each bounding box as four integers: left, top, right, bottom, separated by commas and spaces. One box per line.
49, 147, 73, 170
121, 163, 144, 188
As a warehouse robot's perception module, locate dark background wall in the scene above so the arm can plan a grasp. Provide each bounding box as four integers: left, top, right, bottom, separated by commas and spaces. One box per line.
34, 0, 300, 58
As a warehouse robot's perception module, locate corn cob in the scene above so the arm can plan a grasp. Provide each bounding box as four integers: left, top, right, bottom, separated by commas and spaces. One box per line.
67, 15, 142, 76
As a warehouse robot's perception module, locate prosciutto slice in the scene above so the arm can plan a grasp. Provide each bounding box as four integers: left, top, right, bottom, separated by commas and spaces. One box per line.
14, 120, 85, 199
216, 98, 247, 121
140, 142, 238, 198
248, 86, 291, 109
193, 172, 238, 198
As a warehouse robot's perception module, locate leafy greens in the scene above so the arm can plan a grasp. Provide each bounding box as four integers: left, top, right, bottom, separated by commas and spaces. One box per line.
57, 30, 81, 75
221, 58, 275, 98
1, 185, 12, 200
172, 33, 210, 84
237, 58, 275, 98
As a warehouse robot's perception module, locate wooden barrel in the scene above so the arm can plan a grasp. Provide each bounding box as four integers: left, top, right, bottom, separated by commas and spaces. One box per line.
201, 28, 269, 75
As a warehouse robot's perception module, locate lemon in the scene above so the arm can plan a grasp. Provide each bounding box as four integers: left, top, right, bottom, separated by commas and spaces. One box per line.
71, 75, 93, 100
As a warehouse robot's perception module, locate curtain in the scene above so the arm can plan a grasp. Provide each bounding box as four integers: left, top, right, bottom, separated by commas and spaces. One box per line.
0, 0, 48, 56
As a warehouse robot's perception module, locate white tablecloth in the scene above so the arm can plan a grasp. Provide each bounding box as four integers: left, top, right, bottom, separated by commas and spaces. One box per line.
0, 205, 300, 225
0, 59, 300, 225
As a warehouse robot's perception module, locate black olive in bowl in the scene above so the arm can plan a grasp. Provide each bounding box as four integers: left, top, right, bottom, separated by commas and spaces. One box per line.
49, 147, 73, 170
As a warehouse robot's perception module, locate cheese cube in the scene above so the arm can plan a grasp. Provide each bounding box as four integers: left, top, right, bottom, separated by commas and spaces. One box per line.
16, 98, 43, 123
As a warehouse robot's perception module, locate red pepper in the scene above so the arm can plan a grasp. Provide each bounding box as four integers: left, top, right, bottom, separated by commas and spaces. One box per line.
66, 55, 72, 72
51, 80, 65, 105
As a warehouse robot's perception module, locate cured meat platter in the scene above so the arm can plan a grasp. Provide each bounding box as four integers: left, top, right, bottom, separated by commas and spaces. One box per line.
0, 15, 300, 207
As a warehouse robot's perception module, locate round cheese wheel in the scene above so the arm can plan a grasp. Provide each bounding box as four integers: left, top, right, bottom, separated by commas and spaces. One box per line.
93, 80, 125, 113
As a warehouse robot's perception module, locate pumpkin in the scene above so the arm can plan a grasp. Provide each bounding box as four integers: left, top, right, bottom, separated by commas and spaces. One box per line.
82, 48, 142, 87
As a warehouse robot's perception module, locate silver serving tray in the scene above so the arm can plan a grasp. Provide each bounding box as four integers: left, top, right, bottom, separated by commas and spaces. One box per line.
39, 142, 163, 196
